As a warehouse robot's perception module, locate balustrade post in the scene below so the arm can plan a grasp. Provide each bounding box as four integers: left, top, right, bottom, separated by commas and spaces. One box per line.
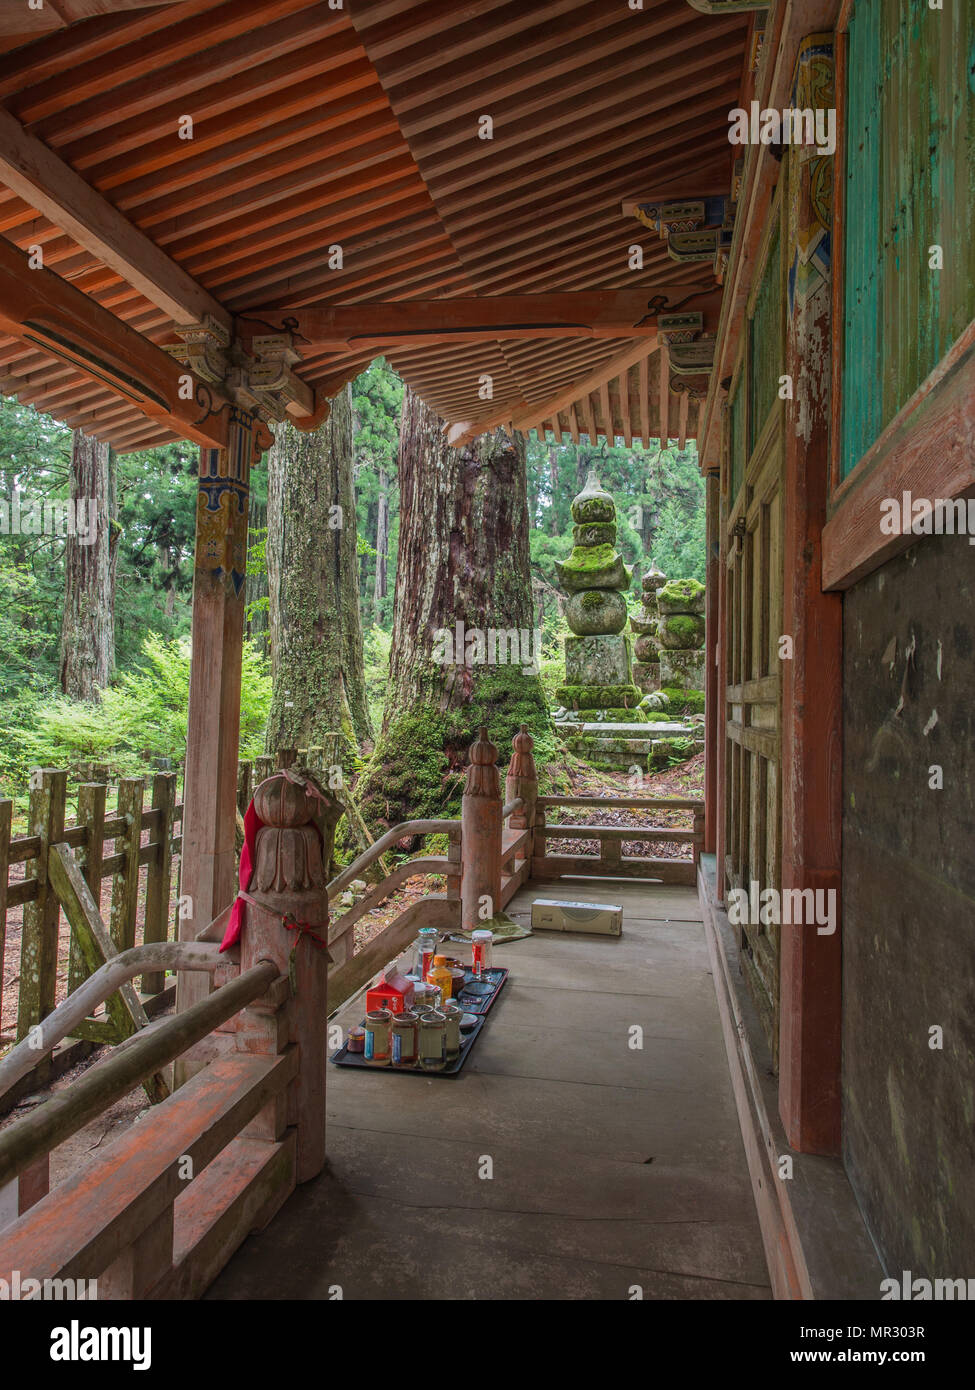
233, 771, 340, 1184
505, 724, 538, 867
460, 728, 503, 930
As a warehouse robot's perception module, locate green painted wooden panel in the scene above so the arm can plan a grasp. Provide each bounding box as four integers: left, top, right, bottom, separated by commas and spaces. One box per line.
842, 0, 975, 478
730, 374, 746, 501
749, 221, 782, 452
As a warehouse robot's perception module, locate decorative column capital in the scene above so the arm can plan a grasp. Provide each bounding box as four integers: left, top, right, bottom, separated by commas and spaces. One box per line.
464, 726, 500, 799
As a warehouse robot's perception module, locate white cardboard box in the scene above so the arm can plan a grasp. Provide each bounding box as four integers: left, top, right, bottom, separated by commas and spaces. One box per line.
530, 898, 623, 936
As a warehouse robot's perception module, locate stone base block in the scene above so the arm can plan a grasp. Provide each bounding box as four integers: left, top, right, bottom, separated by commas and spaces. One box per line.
564, 633, 632, 684
659, 649, 706, 690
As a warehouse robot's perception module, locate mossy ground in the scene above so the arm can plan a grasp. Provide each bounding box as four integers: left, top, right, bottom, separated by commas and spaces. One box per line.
356, 663, 567, 831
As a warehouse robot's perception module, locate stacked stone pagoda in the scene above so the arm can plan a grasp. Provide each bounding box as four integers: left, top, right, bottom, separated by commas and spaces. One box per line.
554, 469, 645, 723
655, 577, 706, 689
630, 562, 667, 694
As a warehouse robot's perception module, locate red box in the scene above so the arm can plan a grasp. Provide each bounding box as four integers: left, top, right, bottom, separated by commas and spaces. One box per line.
366, 966, 415, 1016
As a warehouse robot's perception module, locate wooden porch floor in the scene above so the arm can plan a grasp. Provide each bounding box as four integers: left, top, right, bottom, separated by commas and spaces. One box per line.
206, 881, 771, 1301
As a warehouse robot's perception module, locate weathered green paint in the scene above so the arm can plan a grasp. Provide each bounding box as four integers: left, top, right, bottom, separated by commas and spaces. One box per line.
729, 375, 746, 501
842, 0, 975, 478
749, 221, 782, 452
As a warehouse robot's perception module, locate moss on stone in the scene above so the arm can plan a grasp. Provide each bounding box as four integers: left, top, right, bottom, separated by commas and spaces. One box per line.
357, 661, 562, 830
572, 522, 616, 546
661, 686, 705, 715
556, 682, 642, 709
658, 577, 705, 615
658, 613, 705, 649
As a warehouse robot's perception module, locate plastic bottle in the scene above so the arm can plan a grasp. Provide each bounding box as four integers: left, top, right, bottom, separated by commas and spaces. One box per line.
426, 954, 454, 1003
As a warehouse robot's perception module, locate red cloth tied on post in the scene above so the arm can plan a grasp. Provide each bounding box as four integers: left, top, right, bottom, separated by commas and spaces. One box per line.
219, 768, 332, 953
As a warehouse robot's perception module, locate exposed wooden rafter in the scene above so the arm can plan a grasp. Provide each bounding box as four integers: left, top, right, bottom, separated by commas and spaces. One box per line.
0, 234, 227, 448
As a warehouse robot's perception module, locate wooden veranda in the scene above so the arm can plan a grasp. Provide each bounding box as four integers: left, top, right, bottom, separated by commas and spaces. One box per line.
5, 0, 961, 1304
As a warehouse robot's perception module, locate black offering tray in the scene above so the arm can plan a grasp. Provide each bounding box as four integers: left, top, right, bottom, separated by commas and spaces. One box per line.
329, 967, 508, 1077
331, 1012, 485, 1076
453, 965, 508, 1015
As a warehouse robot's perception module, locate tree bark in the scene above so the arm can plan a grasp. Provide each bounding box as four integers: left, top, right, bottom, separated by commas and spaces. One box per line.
59, 429, 116, 700
265, 385, 372, 761
373, 466, 389, 621
360, 387, 550, 828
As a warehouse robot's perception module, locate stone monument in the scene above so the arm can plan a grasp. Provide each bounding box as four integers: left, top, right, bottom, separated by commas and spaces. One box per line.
554, 469, 645, 722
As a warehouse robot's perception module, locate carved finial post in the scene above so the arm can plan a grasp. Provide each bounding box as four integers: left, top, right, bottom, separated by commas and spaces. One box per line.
505, 725, 537, 831
460, 727, 502, 932
234, 770, 337, 1183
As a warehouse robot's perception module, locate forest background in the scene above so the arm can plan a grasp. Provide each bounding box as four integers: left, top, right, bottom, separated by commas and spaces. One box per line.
0, 357, 705, 814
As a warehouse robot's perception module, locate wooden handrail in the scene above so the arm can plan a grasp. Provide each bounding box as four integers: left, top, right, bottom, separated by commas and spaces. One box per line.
327, 818, 459, 900
539, 824, 697, 843
0, 941, 223, 1098
502, 797, 524, 820
327, 855, 456, 946
0, 960, 279, 1189
537, 795, 703, 810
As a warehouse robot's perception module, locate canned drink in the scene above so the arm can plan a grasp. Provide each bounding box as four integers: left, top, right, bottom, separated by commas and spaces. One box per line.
442, 1003, 462, 1061
363, 1008, 392, 1066
391, 1010, 419, 1068
417, 1010, 446, 1072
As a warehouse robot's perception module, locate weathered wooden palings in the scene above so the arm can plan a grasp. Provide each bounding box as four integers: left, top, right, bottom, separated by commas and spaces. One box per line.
0, 960, 279, 1191
542, 824, 698, 843
0, 941, 222, 1098
16, 769, 67, 1042
1, 769, 183, 1064
48, 842, 166, 1104
537, 794, 704, 810
532, 789, 704, 886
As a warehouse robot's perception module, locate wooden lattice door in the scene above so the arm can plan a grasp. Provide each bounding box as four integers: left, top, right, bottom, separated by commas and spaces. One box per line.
724, 425, 783, 1058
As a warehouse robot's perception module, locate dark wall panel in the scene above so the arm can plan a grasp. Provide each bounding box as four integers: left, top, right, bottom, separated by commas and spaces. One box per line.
843, 530, 975, 1274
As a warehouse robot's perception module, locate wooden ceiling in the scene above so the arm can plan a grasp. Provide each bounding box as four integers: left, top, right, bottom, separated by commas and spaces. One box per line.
0, 0, 750, 452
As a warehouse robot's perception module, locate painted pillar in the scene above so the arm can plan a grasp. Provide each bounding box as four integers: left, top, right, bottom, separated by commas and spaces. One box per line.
178, 407, 263, 1028
460, 728, 503, 931
778, 34, 844, 1156
703, 468, 721, 856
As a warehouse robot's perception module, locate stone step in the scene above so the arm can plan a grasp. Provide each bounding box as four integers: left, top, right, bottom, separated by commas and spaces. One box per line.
578, 721, 694, 736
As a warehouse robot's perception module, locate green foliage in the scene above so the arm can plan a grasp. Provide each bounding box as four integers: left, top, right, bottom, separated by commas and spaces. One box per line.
362, 623, 393, 733
4, 635, 270, 792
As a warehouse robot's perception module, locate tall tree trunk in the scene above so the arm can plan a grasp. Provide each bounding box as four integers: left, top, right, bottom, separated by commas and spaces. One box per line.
59, 429, 116, 700
265, 385, 372, 762
245, 491, 269, 657
373, 467, 389, 621
359, 387, 550, 829
548, 444, 559, 534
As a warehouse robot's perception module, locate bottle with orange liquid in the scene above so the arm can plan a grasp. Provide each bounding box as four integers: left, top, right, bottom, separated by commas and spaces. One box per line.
426, 954, 454, 1005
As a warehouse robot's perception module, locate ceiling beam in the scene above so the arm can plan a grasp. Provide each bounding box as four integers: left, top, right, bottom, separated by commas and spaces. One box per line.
447, 337, 661, 449
0, 0, 188, 39
0, 106, 231, 334
0, 235, 228, 449
240, 289, 721, 352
